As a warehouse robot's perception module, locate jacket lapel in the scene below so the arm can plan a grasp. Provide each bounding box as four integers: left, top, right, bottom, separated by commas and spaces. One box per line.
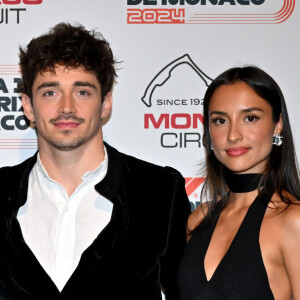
0, 153, 60, 296
62, 143, 129, 293
0, 143, 129, 296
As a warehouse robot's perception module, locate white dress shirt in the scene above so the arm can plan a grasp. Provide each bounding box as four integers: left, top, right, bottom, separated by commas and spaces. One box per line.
17, 148, 113, 291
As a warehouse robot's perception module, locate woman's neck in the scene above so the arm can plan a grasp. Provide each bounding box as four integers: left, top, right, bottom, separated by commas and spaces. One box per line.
224, 169, 263, 193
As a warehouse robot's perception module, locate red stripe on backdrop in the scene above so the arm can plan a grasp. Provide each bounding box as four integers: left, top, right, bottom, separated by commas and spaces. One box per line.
185, 177, 205, 197
186, 0, 295, 24
0, 65, 20, 75
0, 139, 38, 149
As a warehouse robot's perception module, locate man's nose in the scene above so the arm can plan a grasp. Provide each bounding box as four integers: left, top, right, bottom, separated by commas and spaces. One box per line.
59, 95, 76, 117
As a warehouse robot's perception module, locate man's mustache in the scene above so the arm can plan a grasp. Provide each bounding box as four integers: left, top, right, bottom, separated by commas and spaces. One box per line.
49, 116, 85, 124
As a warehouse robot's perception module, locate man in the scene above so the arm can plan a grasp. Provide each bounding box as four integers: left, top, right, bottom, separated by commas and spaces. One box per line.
0, 23, 190, 299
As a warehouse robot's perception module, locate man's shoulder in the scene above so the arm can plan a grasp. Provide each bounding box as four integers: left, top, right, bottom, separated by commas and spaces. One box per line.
124, 152, 179, 174
0, 154, 36, 181
110, 144, 181, 178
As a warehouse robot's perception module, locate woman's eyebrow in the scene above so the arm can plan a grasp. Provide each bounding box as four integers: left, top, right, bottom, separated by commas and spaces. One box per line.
209, 107, 263, 116
209, 111, 227, 117
241, 107, 263, 113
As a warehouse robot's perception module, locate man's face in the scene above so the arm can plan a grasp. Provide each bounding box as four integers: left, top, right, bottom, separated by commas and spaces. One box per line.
22, 65, 112, 152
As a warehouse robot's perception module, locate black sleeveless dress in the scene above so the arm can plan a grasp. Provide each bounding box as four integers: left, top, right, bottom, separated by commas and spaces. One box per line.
178, 195, 275, 300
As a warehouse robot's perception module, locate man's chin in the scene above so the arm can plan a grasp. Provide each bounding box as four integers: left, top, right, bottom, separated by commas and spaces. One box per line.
50, 139, 84, 151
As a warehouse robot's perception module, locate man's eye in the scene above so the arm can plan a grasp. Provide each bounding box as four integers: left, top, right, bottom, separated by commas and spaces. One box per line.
78, 90, 89, 96
44, 91, 55, 97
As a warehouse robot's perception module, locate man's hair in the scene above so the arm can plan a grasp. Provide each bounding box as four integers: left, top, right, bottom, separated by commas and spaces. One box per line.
19, 22, 117, 101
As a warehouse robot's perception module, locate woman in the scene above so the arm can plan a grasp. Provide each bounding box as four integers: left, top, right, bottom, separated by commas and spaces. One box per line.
178, 66, 300, 300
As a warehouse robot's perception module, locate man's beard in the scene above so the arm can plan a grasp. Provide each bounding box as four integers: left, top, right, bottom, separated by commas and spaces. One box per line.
39, 115, 87, 151
47, 130, 86, 151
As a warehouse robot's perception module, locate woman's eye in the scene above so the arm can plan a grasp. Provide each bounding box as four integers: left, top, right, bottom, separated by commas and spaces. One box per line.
212, 118, 227, 125
245, 115, 258, 122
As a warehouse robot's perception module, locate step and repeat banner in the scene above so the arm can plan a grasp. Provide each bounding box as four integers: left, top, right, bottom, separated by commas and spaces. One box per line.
0, 0, 298, 211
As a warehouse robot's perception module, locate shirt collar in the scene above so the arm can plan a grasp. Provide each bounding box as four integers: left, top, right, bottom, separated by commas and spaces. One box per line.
36, 146, 108, 183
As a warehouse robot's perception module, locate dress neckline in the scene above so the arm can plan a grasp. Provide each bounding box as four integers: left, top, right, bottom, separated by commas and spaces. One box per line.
203, 194, 261, 282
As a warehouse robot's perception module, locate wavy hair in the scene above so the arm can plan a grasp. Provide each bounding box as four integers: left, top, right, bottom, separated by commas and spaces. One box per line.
19, 22, 117, 101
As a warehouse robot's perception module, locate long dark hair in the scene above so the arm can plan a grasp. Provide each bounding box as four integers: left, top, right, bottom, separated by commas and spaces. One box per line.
201, 66, 300, 219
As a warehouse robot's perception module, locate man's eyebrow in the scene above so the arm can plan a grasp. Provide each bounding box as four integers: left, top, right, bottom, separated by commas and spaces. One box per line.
74, 81, 97, 89
36, 82, 59, 91
35, 81, 97, 91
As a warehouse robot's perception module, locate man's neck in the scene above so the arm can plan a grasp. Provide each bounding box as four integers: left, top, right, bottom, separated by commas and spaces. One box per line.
38, 140, 106, 196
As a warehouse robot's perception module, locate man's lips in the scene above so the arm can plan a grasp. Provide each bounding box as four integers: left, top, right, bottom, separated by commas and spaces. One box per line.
226, 147, 249, 157
53, 121, 81, 129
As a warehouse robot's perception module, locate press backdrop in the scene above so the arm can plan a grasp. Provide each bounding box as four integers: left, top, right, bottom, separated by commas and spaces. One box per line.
0, 0, 298, 211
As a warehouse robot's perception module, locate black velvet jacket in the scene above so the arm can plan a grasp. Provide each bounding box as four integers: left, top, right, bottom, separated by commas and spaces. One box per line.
0, 143, 190, 300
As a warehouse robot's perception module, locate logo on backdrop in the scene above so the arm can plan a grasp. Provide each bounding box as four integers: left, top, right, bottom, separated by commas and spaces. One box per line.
141, 54, 210, 204
185, 177, 205, 210
0, 65, 37, 149
0, 0, 43, 24
141, 54, 209, 205
127, 0, 295, 24
142, 53, 212, 149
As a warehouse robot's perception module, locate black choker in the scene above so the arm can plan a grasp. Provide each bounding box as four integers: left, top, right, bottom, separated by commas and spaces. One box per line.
224, 169, 263, 193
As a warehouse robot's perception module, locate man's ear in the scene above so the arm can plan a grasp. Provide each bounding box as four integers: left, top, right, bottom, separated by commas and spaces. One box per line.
101, 92, 113, 119
22, 94, 35, 122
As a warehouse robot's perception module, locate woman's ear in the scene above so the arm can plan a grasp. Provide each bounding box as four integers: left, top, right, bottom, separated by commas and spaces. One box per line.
274, 114, 283, 135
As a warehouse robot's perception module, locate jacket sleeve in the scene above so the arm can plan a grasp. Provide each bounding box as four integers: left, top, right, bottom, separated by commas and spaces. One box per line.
0, 275, 12, 300
160, 171, 191, 300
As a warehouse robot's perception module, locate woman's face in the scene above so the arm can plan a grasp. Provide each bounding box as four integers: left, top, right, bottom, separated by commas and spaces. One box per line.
208, 81, 282, 174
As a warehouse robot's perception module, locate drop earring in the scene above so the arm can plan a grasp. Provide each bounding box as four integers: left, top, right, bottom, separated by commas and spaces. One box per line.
273, 134, 283, 146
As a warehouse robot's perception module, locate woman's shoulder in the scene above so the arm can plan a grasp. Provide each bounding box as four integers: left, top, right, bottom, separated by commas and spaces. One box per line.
281, 195, 300, 231
269, 191, 300, 235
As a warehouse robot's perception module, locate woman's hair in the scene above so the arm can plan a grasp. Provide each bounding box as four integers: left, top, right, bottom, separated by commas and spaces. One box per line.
201, 66, 300, 219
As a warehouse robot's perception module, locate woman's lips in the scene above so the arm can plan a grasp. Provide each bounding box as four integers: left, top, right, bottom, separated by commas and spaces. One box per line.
226, 147, 249, 157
